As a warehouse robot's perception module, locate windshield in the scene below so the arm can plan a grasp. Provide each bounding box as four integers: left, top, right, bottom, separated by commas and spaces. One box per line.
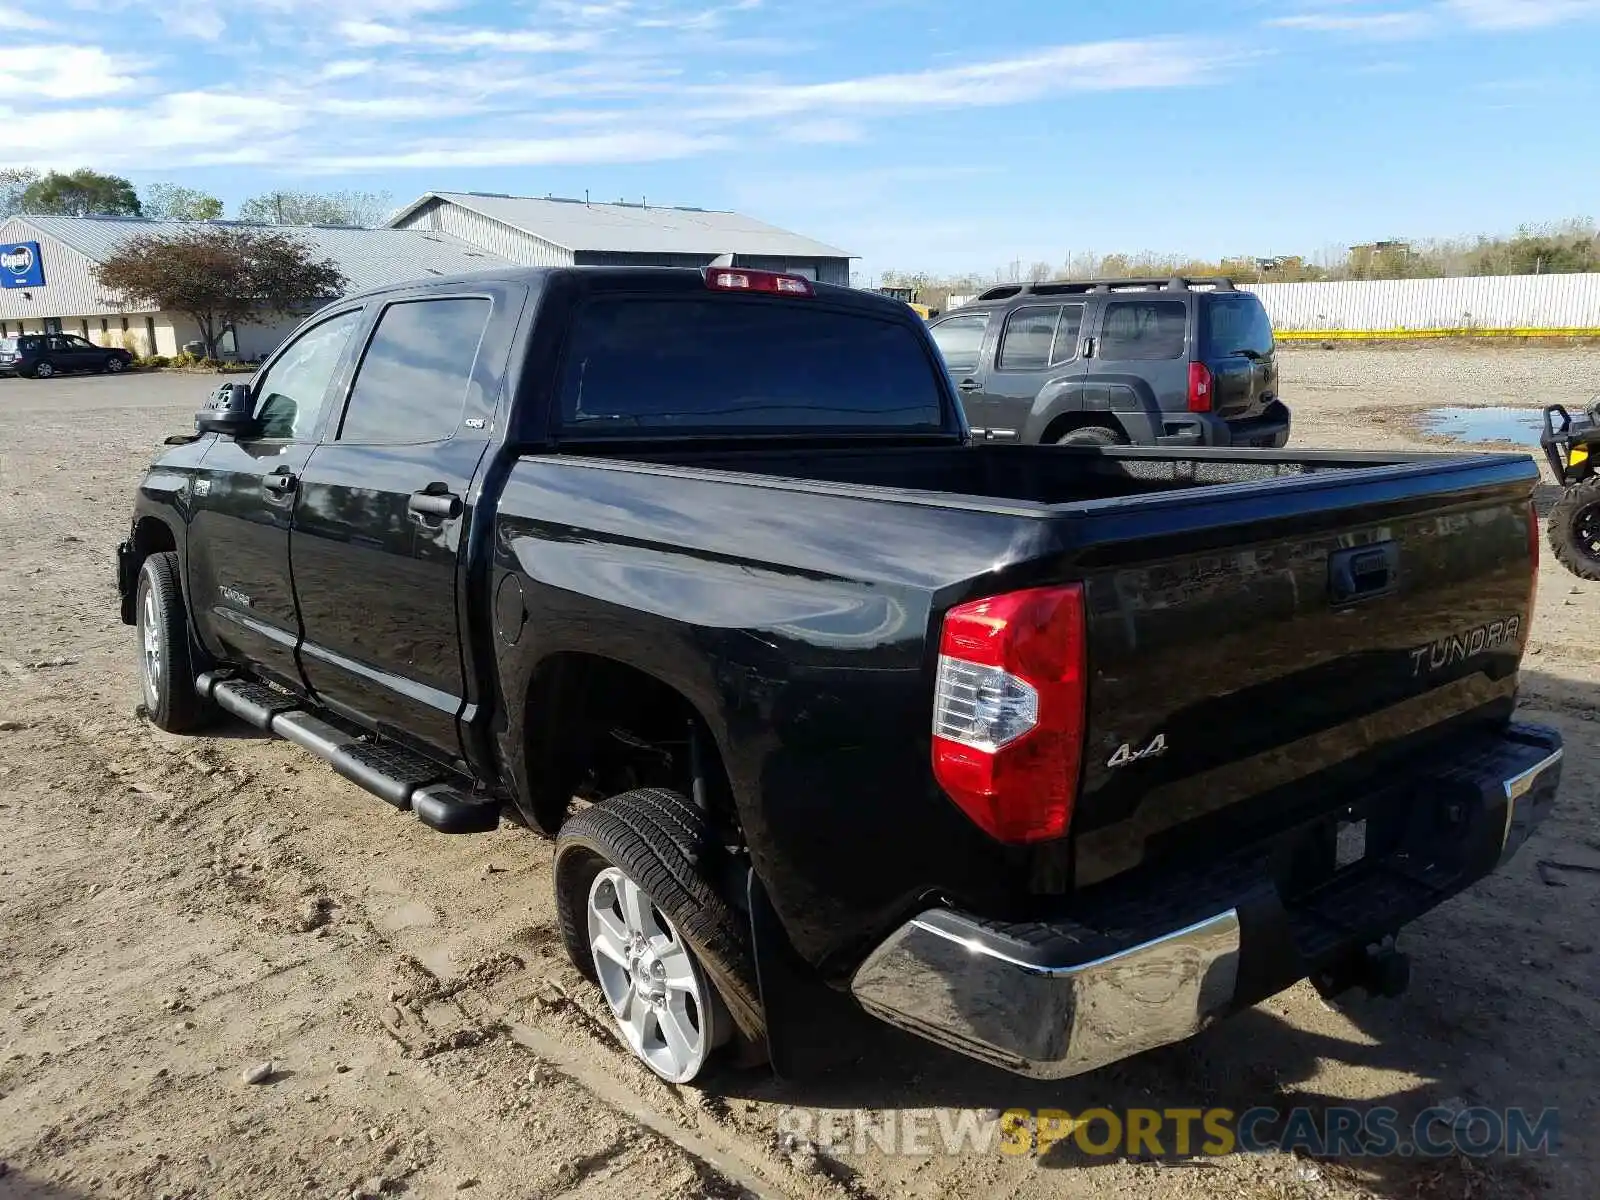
557, 297, 947, 435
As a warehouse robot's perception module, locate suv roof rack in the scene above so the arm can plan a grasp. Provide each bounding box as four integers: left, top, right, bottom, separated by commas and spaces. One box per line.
973, 276, 1237, 302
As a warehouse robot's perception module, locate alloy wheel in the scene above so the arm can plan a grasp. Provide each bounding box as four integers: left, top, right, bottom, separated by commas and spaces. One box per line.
586, 865, 715, 1082
139, 589, 162, 707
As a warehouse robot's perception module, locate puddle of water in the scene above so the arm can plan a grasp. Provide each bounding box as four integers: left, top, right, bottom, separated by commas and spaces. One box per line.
1419, 406, 1544, 447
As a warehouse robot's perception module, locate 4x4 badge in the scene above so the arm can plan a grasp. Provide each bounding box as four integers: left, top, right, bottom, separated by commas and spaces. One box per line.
1108, 733, 1167, 768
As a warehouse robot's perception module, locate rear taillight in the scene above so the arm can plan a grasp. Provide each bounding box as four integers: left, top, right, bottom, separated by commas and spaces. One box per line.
1527, 500, 1540, 619
704, 267, 814, 296
1187, 362, 1213, 413
931, 584, 1087, 843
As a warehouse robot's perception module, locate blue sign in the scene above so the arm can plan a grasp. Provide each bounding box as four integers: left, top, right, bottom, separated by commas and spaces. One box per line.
0, 242, 45, 288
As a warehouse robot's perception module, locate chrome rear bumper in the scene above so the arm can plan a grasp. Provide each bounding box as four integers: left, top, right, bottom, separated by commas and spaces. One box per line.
850, 908, 1240, 1079
851, 726, 1563, 1080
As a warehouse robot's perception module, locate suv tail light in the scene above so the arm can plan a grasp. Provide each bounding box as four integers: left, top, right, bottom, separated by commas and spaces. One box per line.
1187, 362, 1214, 413
931, 584, 1087, 843
704, 267, 814, 296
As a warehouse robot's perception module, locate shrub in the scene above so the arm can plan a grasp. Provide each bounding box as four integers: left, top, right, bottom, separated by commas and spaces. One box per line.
134, 354, 170, 369
169, 351, 196, 368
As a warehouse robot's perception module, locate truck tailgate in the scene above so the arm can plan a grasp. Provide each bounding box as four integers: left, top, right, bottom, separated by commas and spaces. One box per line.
1070, 465, 1538, 887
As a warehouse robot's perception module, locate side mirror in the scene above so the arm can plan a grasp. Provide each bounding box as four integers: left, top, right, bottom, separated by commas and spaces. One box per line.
195, 382, 257, 438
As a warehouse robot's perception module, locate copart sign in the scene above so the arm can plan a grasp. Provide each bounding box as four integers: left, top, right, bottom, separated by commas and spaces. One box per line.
0, 242, 45, 288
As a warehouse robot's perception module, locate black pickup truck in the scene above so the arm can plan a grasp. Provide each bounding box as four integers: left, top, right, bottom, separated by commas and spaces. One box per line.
119, 266, 1562, 1085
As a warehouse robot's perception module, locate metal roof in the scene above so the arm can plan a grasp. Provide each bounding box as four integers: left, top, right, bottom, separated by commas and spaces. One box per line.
391, 191, 854, 259
12, 216, 517, 293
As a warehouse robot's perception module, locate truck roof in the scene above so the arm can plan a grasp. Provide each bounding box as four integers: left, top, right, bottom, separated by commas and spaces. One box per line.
341, 265, 906, 317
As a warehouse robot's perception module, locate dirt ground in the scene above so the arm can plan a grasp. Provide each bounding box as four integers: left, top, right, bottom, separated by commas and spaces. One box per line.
1, 352, 1596, 1200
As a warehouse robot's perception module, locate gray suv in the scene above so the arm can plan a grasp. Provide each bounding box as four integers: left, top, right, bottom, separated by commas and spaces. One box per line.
928, 277, 1290, 447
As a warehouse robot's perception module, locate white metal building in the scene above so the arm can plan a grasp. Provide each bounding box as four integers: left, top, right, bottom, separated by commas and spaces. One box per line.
0, 215, 516, 358
388, 191, 855, 285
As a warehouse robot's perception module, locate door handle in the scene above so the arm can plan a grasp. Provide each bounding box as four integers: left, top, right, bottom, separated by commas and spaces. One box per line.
408, 485, 462, 519
1082, 337, 1097, 359
957, 378, 981, 393
263, 470, 297, 495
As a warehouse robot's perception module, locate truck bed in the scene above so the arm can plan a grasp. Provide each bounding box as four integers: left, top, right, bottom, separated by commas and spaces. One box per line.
498, 441, 1540, 966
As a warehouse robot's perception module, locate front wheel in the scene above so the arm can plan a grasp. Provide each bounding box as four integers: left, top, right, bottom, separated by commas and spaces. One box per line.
1548, 476, 1600, 581
135, 551, 215, 731
104, 356, 126, 374
554, 788, 761, 1084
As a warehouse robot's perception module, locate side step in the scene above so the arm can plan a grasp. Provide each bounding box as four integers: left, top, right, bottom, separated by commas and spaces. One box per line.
198, 672, 500, 834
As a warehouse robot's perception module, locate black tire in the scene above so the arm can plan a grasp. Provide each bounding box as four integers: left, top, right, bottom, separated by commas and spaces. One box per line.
554, 788, 763, 1043
1548, 476, 1600, 581
135, 551, 215, 732
1055, 424, 1124, 447
28, 359, 55, 379
104, 356, 126, 374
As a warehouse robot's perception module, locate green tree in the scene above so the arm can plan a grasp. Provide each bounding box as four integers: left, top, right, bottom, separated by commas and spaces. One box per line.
142, 182, 225, 221
237, 188, 393, 227
1, 167, 40, 218
20, 169, 141, 217
95, 227, 346, 359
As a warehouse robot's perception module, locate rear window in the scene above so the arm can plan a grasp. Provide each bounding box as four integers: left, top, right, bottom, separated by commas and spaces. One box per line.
1206, 295, 1274, 358
558, 298, 945, 433
0, 339, 13, 351
1098, 300, 1187, 361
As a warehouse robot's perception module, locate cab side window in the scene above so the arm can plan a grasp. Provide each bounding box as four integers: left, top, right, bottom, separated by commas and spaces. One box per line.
252, 310, 363, 441
336, 298, 493, 445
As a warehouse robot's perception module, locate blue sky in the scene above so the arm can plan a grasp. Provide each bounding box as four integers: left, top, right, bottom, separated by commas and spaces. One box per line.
4, 0, 1598, 278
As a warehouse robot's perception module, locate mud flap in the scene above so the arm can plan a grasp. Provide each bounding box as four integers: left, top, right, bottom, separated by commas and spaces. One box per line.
747, 873, 884, 1079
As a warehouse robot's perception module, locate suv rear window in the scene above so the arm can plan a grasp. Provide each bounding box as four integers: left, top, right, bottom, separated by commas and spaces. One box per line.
1206, 295, 1274, 358
559, 298, 945, 433
1098, 300, 1187, 361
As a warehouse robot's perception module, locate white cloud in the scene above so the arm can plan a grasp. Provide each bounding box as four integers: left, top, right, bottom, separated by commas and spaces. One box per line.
693, 38, 1227, 120
0, 46, 140, 101
337, 19, 595, 51
303, 130, 730, 170
10, 9, 56, 31
1268, 11, 1435, 36
1444, 0, 1600, 26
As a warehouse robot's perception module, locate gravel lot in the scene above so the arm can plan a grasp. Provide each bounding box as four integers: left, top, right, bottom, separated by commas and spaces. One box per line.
1, 352, 1596, 1200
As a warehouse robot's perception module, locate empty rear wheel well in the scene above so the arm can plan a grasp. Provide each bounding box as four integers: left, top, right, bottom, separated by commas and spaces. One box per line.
1040, 412, 1128, 444
521, 653, 737, 839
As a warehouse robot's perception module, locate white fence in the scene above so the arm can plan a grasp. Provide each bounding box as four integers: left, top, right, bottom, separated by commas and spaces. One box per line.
1241, 272, 1600, 338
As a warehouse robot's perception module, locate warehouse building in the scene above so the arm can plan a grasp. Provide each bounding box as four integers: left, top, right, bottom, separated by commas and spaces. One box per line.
387, 191, 854, 284
0, 195, 853, 360
0, 215, 516, 358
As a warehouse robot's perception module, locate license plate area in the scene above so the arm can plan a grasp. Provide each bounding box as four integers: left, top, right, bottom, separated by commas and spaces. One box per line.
1335, 818, 1368, 869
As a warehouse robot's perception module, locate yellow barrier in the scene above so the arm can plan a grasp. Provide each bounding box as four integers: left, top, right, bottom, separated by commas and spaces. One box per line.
1276, 327, 1600, 341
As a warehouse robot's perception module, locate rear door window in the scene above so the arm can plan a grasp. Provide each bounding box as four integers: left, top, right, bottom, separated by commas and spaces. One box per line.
928, 313, 990, 375
1098, 300, 1188, 360
1206, 296, 1275, 358
338, 297, 493, 444
997, 306, 1059, 371
559, 298, 945, 433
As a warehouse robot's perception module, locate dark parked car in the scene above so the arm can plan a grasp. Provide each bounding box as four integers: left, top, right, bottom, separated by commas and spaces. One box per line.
0, 333, 133, 378
928, 276, 1291, 447
118, 265, 1559, 1086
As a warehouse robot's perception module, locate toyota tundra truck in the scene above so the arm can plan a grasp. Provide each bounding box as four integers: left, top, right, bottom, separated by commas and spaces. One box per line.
117, 265, 1563, 1085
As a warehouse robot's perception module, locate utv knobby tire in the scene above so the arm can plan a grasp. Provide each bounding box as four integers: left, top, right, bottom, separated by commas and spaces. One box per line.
554, 787, 764, 1041
136, 551, 216, 733
1548, 476, 1600, 581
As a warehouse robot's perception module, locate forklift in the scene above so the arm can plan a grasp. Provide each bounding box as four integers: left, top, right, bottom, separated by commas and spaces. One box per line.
1542, 400, 1600, 580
